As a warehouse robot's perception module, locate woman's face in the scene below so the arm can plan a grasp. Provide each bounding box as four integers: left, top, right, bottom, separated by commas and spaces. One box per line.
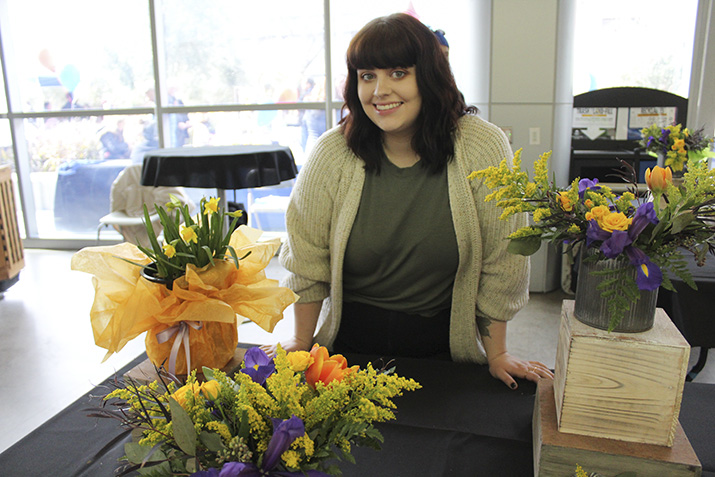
356, 66, 422, 139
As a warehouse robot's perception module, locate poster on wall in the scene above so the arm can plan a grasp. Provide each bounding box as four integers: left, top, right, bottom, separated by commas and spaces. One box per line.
627, 107, 677, 140
572, 107, 617, 141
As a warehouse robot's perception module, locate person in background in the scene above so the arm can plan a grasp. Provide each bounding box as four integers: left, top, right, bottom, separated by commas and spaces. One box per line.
168, 86, 190, 147
264, 13, 552, 390
433, 28, 450, 58
99, 118, 131, 159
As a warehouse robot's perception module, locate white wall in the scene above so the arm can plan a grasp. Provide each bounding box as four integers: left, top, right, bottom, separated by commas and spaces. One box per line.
484, 0, 575, 292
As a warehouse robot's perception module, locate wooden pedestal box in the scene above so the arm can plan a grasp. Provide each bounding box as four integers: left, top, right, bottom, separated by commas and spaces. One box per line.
0, 165, 24, 282
534, 379, 701, 477
554, 300, 690, 447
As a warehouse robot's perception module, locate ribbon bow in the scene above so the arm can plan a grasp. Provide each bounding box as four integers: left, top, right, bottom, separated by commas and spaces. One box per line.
156, 321, 203, 375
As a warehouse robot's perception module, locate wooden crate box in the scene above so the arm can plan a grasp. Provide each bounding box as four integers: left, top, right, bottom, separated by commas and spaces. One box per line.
534, 379, 701, 477
553, 300, 690, 447
0, 165, 24, 282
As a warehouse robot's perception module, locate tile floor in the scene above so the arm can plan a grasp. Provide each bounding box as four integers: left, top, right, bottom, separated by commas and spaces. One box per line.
1, 248, 712, 454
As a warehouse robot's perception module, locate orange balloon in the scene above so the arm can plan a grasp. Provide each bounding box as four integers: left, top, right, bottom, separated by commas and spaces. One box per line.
38, 49, 55, 72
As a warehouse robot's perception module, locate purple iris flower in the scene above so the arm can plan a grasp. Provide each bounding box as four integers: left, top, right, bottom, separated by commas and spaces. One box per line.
578, 178, 601, 198
240, 347, 276, 385
192, 470, 219, 477
625, 247, 663, 290
203, 416, 329, 477
586, 219, 611, 247
600, 229, 632, 259
628, 202, 658, 240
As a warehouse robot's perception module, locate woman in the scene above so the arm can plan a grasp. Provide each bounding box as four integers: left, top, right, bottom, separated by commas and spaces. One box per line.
264, 13, 552, 389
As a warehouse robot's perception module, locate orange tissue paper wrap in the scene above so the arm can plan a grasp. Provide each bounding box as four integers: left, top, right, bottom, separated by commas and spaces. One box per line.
71, 226, 299, 374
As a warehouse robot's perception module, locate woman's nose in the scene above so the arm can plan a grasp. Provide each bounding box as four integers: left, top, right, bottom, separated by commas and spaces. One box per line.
373, 78, 390, 97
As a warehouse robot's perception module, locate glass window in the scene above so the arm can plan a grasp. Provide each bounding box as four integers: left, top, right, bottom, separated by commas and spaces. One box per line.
330, 1, 477, 102
573, 0, 699, 97
23, 115, 156, 238
159, 0, 324, 106
6, 0, 153, 112
0, 120, 13, 169
168, 109, 324, 165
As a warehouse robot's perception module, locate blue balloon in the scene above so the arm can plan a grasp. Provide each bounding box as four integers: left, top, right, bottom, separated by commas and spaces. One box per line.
59, 64, 80, 92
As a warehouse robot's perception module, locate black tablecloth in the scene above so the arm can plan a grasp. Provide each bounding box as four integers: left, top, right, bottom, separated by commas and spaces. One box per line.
1, 353, 713, 476
658, 257, 715, 349
141, 145, 298, 190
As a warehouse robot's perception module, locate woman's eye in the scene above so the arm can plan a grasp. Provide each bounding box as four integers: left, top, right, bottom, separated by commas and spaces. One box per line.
392, 70, 407, 79
360, 72, 374, 81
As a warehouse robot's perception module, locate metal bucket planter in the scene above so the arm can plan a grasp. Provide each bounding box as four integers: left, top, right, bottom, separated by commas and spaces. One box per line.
574, 248, 658, 333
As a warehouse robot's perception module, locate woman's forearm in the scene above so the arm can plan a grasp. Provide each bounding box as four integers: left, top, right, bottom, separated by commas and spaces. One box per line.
478, 316, 508, 362
293, 301, 322, 347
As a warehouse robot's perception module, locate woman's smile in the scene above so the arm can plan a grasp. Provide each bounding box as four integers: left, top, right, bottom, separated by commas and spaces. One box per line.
357, 66, 422, 138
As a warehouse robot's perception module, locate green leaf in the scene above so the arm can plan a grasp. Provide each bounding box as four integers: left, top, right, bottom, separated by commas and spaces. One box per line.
203, 367, 215, 380
671, 210, 695, 234
200, 431, 226, 452
507, 236, 542, 256
168, 397, 197, 456
186, 457, 197, 473
124, 442, 154, 464
238, 409, 250, 440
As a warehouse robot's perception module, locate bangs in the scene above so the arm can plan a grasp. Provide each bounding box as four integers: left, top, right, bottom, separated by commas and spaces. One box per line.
347, 20, 418, 70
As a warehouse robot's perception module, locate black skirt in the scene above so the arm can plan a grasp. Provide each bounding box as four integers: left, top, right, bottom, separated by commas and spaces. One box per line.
333, 301, 451, 359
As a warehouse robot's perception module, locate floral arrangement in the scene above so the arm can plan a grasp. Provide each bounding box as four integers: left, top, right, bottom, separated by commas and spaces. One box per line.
639, 123, 713, 173
137, 195, 245, 286
71, 199, 298, 375
98, 345, 421, 476
469, 149, 715, 330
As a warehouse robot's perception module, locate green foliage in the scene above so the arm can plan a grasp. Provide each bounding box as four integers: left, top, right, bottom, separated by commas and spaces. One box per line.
135, 195, 244, 285
471, 148, 715, 330
102, 346, 421, 476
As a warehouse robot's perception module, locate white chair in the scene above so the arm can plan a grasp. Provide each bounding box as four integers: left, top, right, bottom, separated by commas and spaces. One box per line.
96, 164, 194, 246
97, 210, 159, 243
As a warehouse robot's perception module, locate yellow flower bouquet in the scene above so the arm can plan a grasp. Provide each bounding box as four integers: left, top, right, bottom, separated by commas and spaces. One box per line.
71, 196, 298, 375
639, 123, 714, 173
97, 345, 421, 476
470, 149, 715, 330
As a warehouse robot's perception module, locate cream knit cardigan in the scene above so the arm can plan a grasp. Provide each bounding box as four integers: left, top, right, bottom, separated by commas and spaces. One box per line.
279, 114, 530, 363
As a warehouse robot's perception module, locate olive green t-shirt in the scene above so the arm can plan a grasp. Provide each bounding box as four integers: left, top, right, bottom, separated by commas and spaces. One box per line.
342, 156, 459, 316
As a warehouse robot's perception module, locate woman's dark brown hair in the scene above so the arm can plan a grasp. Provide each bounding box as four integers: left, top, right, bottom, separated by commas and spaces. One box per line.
340, 13, 474, 173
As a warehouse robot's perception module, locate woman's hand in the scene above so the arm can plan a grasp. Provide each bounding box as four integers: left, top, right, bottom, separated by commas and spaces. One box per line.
487, 351, 554, 390
260, 336, 312, 358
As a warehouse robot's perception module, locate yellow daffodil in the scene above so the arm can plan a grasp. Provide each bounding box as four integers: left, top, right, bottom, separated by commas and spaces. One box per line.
204, 197, 220, 216
180, 224, 198, 244
162, 243, 176, 258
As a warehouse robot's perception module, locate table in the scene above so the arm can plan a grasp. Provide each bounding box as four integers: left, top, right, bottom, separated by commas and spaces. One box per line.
140, 145, 298, 213
658, 257, 715, 380
1, 352, 713, 476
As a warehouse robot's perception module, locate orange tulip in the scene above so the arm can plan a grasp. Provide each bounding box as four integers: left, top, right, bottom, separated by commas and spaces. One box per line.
305, 344, 358, 388
645, 166, 672, 193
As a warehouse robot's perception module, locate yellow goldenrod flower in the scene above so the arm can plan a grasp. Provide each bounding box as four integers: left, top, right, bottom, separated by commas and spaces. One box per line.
180, 224, 198, 244
204, 197, 220, 215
